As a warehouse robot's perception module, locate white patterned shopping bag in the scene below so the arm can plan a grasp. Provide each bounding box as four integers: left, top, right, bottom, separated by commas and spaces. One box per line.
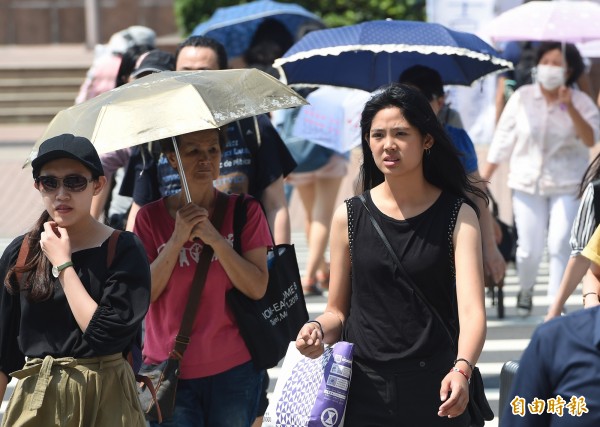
263, 341, 353, 427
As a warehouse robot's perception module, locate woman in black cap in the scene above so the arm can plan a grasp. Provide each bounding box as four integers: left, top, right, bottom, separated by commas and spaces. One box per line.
0, 134, 150, 426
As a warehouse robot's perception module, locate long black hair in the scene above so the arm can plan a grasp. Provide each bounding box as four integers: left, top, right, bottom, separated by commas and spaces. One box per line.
358, 84, 486, 215
578, 152, 600, 198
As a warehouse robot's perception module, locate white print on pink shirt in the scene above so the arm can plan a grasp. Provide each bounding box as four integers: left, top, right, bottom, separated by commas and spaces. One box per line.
157, 233, 235, 267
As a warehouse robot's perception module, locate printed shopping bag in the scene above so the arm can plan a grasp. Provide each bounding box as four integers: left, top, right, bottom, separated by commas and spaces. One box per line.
263, 341, 353, 427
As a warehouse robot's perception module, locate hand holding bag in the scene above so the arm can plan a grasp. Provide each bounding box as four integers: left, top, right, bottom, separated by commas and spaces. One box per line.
227, 195, 309, 369
359, 195, 493, 427
263, 341, 354, 427
138, 193, 229, 423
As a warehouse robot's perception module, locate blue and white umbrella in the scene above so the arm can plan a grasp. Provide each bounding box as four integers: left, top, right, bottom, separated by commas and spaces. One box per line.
274, 20, 513, 92
192, 0, 325, 59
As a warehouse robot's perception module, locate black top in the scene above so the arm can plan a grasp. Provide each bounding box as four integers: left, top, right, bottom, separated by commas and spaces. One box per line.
0, 231, 150, 376
120, 114, 297, 204
344, 190, 463, 363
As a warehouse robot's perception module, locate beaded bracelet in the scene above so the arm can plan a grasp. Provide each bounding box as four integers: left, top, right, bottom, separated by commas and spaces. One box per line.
453, 357, 474, 372
583, 292, 599, 306
449, 367, 471, 384
306, 320, 324, 340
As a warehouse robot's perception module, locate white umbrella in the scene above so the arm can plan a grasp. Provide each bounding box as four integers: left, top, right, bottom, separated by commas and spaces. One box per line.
485, 1, 600, 43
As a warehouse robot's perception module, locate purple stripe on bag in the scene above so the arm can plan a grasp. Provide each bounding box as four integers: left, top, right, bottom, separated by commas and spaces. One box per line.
308, 341, 353, 427
264, 342, 353, 427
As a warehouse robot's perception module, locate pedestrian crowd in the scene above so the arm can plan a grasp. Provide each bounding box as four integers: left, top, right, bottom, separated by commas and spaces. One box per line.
2, 12, 600, 427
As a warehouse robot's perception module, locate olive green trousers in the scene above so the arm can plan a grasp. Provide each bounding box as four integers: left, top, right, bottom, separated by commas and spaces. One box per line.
2, 353, 145, 427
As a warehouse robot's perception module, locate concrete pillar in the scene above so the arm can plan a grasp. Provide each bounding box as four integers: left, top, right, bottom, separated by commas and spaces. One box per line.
84, 0, 100, 49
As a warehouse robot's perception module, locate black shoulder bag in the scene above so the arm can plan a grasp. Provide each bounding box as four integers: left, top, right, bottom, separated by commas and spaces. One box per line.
226, 194, 309, 369
358, 195, 493, 427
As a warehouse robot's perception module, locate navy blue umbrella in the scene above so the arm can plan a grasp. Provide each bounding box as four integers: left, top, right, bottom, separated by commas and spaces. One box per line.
274, 20, 513, 92
192, 0, 325, 59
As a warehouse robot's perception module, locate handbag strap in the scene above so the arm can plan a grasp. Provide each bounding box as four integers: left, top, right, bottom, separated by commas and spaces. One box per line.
233, 193, 276, 251
106, 229, 121, 267
172, 191, 229, 359
15, 235, 31, 285
358, 194, 457, 352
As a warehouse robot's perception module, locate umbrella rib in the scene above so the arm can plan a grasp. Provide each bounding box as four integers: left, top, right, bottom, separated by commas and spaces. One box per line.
91, 104, 109, 143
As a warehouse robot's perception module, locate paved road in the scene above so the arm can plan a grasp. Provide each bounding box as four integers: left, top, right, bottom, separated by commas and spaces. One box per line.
0, 234, 581, 426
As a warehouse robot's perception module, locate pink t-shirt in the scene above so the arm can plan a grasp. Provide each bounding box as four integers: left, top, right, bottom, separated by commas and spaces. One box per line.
134, 193, 272, 379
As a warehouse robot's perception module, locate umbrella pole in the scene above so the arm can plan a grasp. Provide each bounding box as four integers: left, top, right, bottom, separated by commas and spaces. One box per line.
172, 136, 192, 204
562, 40, 567, 74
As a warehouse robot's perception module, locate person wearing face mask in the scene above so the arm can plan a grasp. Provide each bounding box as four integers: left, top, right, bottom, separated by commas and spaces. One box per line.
481, 42, 599, 318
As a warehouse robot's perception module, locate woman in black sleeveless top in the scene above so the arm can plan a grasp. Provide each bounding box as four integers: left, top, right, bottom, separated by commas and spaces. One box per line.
296, 84, 488, 426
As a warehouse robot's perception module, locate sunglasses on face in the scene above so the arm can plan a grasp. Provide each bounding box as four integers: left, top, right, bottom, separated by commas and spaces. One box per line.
35, 175, 94, 193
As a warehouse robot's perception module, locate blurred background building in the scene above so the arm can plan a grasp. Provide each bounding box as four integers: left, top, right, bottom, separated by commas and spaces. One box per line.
0, 0, 176, 46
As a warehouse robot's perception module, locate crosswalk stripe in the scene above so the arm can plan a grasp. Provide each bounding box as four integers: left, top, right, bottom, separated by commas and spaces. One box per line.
487, 316, 545, 327
483, 339, 530, 352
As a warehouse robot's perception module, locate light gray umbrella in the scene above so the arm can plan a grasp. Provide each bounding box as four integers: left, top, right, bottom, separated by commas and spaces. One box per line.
26, 68, 307, 202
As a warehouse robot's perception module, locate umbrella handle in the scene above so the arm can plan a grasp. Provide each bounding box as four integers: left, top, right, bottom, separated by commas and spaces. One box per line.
172, 136, 192, 204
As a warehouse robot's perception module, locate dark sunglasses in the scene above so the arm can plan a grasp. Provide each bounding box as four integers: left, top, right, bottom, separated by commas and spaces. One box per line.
35, 175, 94, 193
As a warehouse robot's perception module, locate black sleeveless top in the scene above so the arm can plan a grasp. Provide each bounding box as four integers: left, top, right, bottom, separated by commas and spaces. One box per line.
344, 190, 464, 363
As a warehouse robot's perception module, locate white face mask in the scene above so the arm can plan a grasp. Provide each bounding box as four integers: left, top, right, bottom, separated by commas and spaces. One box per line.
535, 64, 565, 90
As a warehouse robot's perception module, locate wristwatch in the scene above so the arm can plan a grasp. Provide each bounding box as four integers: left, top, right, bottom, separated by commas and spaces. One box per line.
52, 261, 74, 278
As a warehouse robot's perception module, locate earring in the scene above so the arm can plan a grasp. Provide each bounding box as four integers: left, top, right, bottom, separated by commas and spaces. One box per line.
425, 147, 431, 156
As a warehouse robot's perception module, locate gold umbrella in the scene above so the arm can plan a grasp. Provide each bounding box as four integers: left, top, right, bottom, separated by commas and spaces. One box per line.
25, 68, 307, 202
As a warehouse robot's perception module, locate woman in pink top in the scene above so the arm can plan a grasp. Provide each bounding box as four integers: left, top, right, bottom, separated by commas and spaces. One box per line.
133, 128, 272, 427
481, 42, 599, 317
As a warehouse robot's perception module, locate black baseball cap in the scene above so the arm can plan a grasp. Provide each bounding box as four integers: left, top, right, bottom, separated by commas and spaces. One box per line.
31, 134, 104, 177
130, 50, 175, 78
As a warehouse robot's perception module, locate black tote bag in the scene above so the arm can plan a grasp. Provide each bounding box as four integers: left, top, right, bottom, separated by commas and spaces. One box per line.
227, 195, 309, 369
